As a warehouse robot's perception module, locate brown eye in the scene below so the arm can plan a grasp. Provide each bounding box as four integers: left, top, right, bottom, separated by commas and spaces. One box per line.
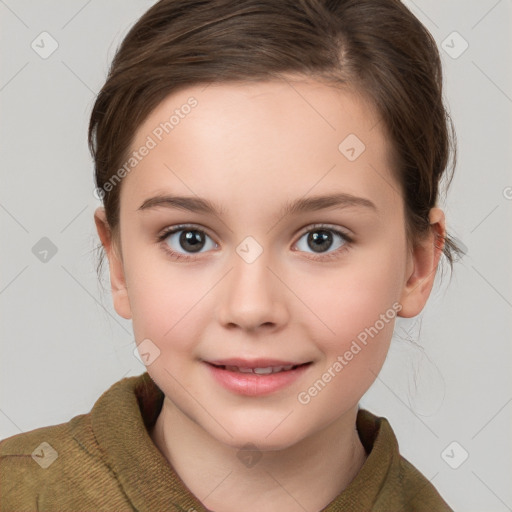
295, 225, 353, 261
295, 226, 350, 256
177, 230, 206, 253
158, 225, 217, 258
307, 230, 334, 253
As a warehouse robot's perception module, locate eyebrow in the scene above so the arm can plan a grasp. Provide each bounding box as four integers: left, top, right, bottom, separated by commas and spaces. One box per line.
138, 192, 377, 220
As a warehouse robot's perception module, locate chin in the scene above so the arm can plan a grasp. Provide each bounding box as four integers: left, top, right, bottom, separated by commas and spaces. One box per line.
206, 417, 311, 452
224, 434, 302, 453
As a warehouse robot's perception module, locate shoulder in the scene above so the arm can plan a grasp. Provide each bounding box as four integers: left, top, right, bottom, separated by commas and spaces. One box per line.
396, 454, 453, 512
0, 412, 114, 510
0, 373, 156, 510
0, 374, 150, 511
355, 409, 454, 512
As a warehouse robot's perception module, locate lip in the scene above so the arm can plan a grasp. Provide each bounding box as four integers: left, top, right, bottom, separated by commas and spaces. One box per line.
207, 358, 305, 368
204, 359, 312, 397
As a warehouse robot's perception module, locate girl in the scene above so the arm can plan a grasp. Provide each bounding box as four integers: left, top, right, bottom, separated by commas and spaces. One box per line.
1, 0, 461, 510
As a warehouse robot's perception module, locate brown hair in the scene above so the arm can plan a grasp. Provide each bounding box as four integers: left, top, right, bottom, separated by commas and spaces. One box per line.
89, 0, 462, 276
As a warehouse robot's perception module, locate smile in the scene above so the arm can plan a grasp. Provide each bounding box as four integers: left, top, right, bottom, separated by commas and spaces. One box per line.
204, 360, 313, 396
209, 363, 307, 374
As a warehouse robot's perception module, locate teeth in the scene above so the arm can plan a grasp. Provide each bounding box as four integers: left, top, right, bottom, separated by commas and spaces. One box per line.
253, 367, 274, 375
224, 365, 297, 374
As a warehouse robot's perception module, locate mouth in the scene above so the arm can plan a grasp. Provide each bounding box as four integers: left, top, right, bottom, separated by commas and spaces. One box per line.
204, 359, 313, 396
206, 362, 311, 374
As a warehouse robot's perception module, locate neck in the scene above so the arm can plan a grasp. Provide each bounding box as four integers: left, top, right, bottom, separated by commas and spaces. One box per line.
150, 398, 367, 512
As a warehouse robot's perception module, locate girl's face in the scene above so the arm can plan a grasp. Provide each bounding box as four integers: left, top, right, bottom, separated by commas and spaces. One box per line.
96, 78, 442, 450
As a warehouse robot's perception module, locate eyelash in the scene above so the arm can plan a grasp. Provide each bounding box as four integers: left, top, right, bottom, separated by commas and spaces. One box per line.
156, 223, 354, 262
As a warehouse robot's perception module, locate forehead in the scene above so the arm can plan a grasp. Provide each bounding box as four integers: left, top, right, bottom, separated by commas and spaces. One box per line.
121, 78, 399, 219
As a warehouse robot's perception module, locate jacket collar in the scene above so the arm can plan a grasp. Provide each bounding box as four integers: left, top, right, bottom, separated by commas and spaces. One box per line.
91, 372, 404, 511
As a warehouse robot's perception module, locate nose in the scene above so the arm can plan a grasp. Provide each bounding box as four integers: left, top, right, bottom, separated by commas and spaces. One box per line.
215, 250, 289, 333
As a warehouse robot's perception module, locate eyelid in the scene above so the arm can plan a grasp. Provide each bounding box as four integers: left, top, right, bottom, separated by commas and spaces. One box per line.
291, 223, 353, 261
156, 223, 219, 262
293, 223, 353, 242
157, 223, 218, 244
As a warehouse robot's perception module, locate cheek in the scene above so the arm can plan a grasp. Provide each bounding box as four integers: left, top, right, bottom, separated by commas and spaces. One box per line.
124, 246, 212, 350
290, 246, 405, 409
293, 262, 401, 418
296, 250, 404, 348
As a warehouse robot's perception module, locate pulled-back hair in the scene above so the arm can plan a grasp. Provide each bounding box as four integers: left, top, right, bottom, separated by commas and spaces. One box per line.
89, 0, 462, 272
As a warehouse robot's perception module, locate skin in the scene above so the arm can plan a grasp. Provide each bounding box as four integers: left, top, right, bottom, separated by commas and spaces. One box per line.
94, 77, 445, 512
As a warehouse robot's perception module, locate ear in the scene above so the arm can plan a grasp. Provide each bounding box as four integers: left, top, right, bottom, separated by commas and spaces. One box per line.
398, 207, 446, 318
94, 207, 132, 320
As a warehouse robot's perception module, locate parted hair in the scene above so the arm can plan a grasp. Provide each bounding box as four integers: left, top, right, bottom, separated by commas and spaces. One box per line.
89, 0, 462, 272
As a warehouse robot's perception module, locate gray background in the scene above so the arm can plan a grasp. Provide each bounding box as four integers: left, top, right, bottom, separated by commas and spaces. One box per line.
1, 1, 511, 510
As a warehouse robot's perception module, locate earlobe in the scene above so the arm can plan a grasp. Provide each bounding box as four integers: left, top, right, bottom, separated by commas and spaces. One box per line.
93, 207, 132, 320
398, 208, 446, 318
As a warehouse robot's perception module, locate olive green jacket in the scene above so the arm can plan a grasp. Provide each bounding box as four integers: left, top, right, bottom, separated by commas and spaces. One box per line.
0, 372, 453, 511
